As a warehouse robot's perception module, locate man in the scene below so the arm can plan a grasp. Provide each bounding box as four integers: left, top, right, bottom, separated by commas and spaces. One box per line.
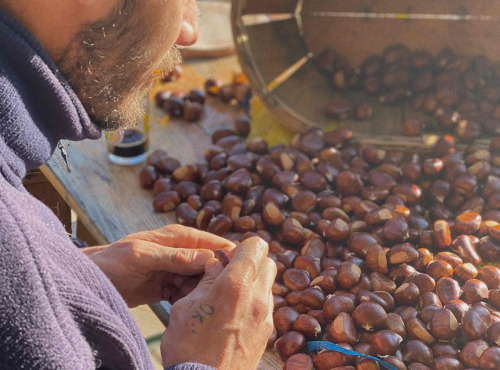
0, 0, 276, 369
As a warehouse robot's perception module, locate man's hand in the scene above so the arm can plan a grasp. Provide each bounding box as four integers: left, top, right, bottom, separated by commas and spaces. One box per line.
83, 224, 235, 307
161, 237, 277, 370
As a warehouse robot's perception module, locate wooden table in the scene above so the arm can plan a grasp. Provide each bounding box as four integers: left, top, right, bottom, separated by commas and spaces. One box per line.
41, 55, 282, 369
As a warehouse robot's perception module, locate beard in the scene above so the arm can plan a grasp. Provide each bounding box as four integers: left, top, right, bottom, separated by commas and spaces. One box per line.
56, 1, 182, 130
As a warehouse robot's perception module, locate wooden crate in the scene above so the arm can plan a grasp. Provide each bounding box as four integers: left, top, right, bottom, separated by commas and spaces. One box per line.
232, 0, 500, 151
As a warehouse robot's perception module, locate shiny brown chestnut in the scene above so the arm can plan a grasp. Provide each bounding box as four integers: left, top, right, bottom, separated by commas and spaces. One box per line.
435, 277, 461, 305
406, 317, 435, 345
461, 278, 489, 304
284, 353, 314, 370
429, 308, 459, 340
336, 261, 362, 290
328, 312, 358, 345
293, 314, 322, 340
460, 339, 489, 368
371, 330, 403, 356
352, 301, 387, 331
275, 331, 307, 361
462, 306, 492, 339
274, 306, 300, 336
479, 346, 500, 370
283, 269, 311, 291
403, 340, 434, 366
323, 294, 356, 321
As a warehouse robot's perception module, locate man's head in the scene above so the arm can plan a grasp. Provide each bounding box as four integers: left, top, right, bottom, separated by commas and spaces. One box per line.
1, 0, 198, 130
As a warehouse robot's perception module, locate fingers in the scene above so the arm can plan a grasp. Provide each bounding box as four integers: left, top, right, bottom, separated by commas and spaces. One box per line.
162, 275, 202, 303
140, 242, 214, 275
225, 237, 269, 282
259, 257, 278, 294
145, 225, 236, 251
180, 258, 224, 301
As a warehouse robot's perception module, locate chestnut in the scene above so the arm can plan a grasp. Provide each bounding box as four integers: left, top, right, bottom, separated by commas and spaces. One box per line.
461, 278, 489, 304
487, 322, 500, 345
328, 312, 358, 345
490, 289, 500, 310
407, 363, 430, 370
385, 312, 407, 339
478, 265, 500, 290
462, 306, 492, 339
432, 343, 460, 360
206, 214, 232, 235
431, 357, 463, 370
443, 299, 469, 323
300, 287, 325, 310
387, 243, 418, 265
267, 325, 277, 348
460, 339, 489, 368
394, 282, 420, 306
436, 277, 461, 305
413, 273, 436, 294
454, 263, 478, 281
262, 202, 286, 227
479, 346, 500, 369
429, 308, 459, 340
366, 243, 388, 274
275, 331, 306, 361
418, 305, 441, 324
153, 191, 180, 212
434, 252, 463, 269
139, 165, 159, 189
274, 306, 300, 336
175, 203, 197, 226
336, 170, 363, 196
370, 272, 397, 293
336, 261, 361, 289
418, 292, 442, 309
352, 301, 387, 331
284, 353, 314, 370
293, 314, 322, 340
426, 260, 454, 281
323, 294, 356, 321
407, 317, 435, 345
454, 212, 481, 234
283, 269, 311, 291
312, 345, 354, 370
310, 276, 335, 295
451, 235, 482, 266
382, 218, 410, 245
403, 340, 434, 366
372, 330, 403, 356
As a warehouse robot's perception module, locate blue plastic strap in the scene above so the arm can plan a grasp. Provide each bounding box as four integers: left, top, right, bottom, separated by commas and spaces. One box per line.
307, 341, 399, 370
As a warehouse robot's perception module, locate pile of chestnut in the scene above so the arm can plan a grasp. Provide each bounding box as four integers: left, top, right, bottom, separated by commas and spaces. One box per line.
318, 45, 500, 142
140, 125, 500, 369
154, 75, 251, 123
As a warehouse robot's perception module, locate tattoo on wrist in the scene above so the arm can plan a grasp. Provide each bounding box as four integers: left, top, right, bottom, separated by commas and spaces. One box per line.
190, 304, 215, 333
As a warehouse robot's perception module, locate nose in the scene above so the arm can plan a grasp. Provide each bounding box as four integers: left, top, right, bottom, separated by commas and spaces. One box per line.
175, 0, 199, 46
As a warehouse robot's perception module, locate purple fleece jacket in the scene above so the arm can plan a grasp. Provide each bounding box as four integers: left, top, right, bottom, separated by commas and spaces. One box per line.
0, 10, 213, 370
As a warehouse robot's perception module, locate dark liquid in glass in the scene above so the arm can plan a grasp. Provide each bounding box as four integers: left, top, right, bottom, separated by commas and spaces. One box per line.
111, 128, 148, 158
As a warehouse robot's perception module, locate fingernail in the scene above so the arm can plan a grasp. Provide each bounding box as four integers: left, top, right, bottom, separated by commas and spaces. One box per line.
194, 250, 214, 267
